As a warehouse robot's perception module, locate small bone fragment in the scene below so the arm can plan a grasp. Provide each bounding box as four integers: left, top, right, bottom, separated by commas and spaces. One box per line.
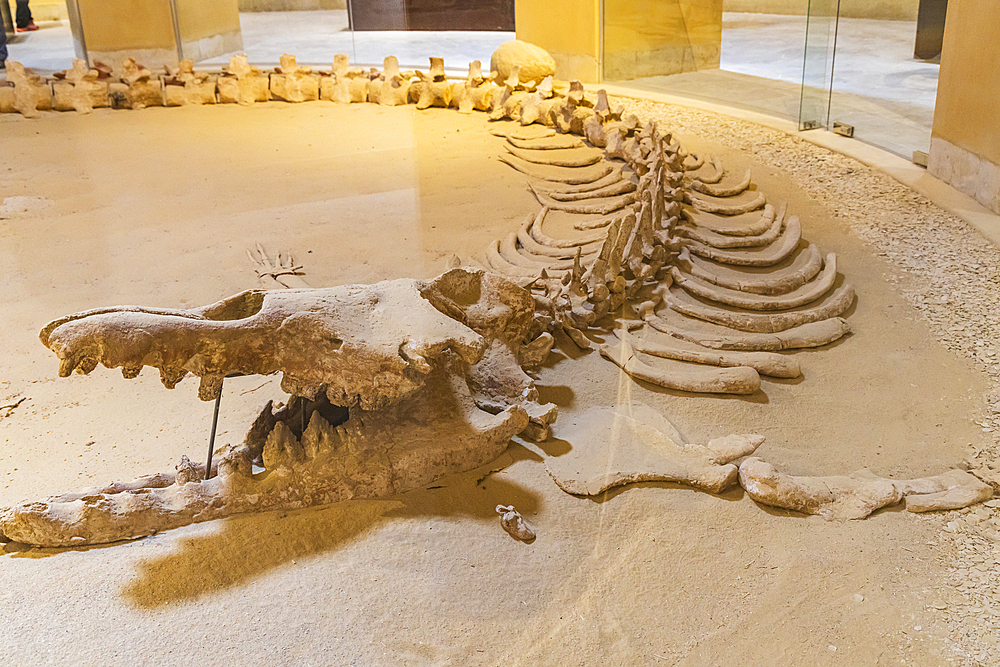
546, 404, 764, 495
496, 505, 535, 542
691, 191, 765, 215
600, 339, 761, 394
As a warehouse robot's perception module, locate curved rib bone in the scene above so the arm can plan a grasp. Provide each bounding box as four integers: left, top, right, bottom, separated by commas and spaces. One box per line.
643, 312, 852, 351
662, 282, 855, 333
682, 203, 777, 237
682, 215, 802, 266
497, 154, 615, 184
530, 185, 638, 215
600, 339, 761, 394
505, 144, 604, 167
679, 206, 783, 248
691, 191, 765, 215
678, 244, 823, 296
615, 328, 801, 378
690, 168, 751, 197
668, 253, 838, 311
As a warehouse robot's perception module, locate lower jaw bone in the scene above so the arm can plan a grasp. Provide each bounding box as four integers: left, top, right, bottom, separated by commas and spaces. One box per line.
0, 361, 528, 547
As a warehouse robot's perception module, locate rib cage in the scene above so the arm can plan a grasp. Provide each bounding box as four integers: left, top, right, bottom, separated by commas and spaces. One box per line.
485, 95, 854, 395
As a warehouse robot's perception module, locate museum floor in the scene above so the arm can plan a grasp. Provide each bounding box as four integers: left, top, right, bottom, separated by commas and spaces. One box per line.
2, 15, 1000, 667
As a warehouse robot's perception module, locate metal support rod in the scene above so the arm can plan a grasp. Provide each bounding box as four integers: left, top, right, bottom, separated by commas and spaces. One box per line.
205, 382, 223, 481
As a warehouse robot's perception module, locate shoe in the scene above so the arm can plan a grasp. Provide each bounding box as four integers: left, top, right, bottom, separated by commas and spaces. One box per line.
16, 22, 39, 32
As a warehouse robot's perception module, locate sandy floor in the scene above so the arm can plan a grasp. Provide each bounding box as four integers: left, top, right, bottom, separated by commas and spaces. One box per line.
0, 101, 995, 665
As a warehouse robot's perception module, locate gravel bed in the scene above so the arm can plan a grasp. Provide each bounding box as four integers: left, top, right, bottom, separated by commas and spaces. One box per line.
618, 97, 1000, 665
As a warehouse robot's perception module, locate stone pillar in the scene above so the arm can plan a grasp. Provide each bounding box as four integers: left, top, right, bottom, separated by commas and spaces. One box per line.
514, 0, 722, 83
928, 0, 1000, 214
67, 0, 242, 72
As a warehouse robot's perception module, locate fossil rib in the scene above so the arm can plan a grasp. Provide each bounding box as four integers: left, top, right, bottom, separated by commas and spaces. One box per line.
600, 338, 761, 394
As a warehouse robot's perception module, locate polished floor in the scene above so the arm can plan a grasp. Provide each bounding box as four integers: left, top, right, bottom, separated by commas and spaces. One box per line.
612, 13, 939, 157
3, 11, 937, 156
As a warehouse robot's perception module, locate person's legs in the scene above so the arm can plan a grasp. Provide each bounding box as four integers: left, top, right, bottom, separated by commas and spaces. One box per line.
1, 25, 8, 67
15, 0, 33, 30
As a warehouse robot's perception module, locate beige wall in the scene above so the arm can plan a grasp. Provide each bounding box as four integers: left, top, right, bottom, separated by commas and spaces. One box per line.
927, 0, 1000, 213
932, 0, 1000, 166
515, 0, 600, 82
722, 0, 918, 21
175, 0, 241, 43
78, 0, 177, 51
604, 0, 722, 80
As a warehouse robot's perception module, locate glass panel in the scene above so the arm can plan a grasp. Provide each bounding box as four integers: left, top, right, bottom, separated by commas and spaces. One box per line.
826, 4, 939, 158
798, 0, 839, 130
602, 1, 814, 124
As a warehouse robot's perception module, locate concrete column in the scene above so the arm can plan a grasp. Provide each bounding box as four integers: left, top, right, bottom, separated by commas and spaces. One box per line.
928, 0, 1000, 214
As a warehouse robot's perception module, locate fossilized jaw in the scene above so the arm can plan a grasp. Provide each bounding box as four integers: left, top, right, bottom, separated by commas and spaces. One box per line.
5, 268, 554, 547
41, 278, 494, 408
0, 354, 530, 547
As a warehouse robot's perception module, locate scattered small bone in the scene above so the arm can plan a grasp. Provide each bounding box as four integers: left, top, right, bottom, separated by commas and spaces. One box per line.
247, 243, 310, 289
546, 403, 764, 495
496, 505, 535, 542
